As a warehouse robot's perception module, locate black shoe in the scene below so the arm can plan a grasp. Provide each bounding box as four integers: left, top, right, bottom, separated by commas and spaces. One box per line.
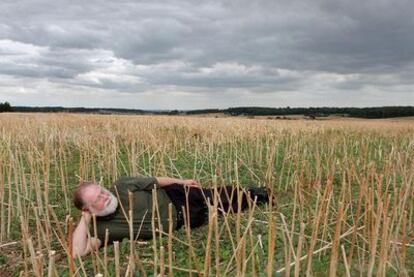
247, 187, 271, 204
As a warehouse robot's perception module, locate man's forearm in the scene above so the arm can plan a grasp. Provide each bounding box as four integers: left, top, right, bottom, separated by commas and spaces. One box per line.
72, 215, 90, 256
156, 177, 185, 187
155, 177, 200, 188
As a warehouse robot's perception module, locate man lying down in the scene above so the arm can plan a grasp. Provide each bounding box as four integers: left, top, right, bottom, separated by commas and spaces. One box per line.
72, 176, 271, 257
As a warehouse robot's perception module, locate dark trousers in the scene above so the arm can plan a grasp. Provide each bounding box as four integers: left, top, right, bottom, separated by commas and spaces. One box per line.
163, 184, 250, 229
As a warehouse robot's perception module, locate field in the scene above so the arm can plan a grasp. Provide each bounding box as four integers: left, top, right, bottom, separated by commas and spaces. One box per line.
0, 113, 413, 276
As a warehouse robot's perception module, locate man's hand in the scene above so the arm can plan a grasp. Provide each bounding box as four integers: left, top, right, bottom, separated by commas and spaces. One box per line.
72, 210, 102, 257
181, 179, 201, 188
82, 211, 92, 224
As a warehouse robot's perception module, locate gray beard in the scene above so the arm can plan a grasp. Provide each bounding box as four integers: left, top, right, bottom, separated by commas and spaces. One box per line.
95, 189, 119, 217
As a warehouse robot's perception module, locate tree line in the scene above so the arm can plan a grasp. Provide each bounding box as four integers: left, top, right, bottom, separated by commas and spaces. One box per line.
4, 102, 414, 118
187, 106, 414, 119
223, 106, 414, 118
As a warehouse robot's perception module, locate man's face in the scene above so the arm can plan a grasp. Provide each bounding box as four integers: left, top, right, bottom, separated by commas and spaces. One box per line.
82, 184, 118, 216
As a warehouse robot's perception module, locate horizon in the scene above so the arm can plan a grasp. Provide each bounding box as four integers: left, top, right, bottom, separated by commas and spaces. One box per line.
10, 104, 414, 111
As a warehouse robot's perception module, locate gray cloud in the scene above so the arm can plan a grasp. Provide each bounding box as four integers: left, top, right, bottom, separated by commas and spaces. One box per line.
0, 0, 413, 108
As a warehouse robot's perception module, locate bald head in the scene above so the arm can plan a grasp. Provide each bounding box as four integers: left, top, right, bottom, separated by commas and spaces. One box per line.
73, 181, 100, 210
73, 181, 118, 216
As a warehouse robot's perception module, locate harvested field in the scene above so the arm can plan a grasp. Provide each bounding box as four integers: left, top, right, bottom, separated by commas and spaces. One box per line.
0, 113, 413, 276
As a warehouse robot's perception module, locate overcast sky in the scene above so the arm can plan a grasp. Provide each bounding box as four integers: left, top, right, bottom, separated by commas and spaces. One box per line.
1, 0, 413, 109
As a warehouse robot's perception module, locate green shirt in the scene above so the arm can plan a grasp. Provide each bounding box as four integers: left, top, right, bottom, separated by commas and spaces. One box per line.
93, 176, 177, 244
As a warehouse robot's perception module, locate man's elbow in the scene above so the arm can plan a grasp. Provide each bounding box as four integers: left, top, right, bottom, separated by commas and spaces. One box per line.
72, 244, 90, 258
72, 238, 101, 258
90, 237, 102, 251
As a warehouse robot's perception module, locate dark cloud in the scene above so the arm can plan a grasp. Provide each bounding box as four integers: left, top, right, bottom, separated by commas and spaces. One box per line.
0, 0, 413, 108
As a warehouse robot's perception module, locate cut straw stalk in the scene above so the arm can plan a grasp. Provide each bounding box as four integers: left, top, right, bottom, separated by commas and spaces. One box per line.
212, 185, 221, 277
151, 188, 160, 276
203, 204, 216, 276
378, 214, 391, 276
160, 246, 165, 277
47, 250, 56, 277
280, 213, 296, 260
266, 209, 276, 276
113, 241, 120, 277
103, 229, 109, 277
235, 185, 244, 275
128, 191, 136, 277
329, 200, 346, 277
91, 214, 102, 274
168, 203, 174, 277
181, 186, 201, 275
294, 222, 305, 277
281, 227, 291, 277
67, 217, 75, 276
248, 228, 257, 277
27, 238, 41, 276
341, 245, 351, 277
367, 196, 383, 277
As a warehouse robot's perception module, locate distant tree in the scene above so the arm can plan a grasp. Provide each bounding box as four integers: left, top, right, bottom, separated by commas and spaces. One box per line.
168, 110, 179, 115
0, 101, 13, 112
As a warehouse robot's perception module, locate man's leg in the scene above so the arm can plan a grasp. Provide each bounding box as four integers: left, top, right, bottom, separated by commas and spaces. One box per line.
202, 186, 250, 214
163, 184, 208, 229
164, 184, 270, 228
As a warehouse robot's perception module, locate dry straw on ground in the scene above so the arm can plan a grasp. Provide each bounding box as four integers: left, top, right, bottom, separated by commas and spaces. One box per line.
0, 113, 413, 276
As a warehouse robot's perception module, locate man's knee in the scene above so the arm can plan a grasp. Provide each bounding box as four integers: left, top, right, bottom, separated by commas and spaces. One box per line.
89, 237, 102, 251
